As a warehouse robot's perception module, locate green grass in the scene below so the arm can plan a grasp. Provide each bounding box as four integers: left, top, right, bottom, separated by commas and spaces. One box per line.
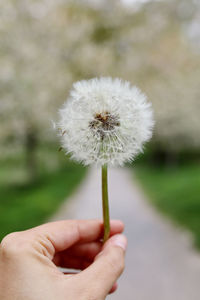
134, 162, 200, 248
0, 146, 87, 241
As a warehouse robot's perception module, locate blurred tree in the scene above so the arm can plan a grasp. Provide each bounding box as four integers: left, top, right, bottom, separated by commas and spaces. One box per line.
89, 0, 200, 159
0, 0, 200, 175
0, 0, 97, 179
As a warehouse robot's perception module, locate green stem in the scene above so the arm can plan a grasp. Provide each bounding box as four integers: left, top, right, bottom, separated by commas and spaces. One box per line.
102, 164, 110, 243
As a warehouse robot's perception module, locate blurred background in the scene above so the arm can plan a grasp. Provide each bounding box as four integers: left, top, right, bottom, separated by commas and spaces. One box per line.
0, 0, 200, 297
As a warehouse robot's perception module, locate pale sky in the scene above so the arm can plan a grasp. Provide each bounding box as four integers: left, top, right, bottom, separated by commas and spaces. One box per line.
121, 0, 151, 4
84, 0, 153, 8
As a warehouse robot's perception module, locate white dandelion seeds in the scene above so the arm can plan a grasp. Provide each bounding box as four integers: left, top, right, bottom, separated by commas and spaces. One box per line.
56, 77, 154, 242
57, 77, 154, 166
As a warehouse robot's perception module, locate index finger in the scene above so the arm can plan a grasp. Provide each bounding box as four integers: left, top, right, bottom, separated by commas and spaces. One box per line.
29, 219, 124, 256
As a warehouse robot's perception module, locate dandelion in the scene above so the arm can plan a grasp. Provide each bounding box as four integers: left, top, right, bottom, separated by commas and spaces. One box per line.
56, 77, 154, 242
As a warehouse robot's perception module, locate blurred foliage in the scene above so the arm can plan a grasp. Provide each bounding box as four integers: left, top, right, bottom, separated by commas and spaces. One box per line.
0, 0, 200, 155
0, 0, 200, 240
92, 25, 116, 43
0, 145, 86, 240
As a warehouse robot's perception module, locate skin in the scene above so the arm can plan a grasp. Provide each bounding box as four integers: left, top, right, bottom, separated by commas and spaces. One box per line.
0, 219, 127, 300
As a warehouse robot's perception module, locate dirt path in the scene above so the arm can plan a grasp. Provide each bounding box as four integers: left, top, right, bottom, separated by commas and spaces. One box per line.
51, 167, 200, 300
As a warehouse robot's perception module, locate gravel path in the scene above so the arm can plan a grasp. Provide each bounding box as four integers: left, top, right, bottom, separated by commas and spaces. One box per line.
51, 167, 200, 300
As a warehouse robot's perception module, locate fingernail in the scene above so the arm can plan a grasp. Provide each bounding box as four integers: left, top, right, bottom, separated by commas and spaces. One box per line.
111, 234, 127, 251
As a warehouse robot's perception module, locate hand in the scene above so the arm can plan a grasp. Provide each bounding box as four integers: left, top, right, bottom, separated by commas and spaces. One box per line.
0, 219, 127, 300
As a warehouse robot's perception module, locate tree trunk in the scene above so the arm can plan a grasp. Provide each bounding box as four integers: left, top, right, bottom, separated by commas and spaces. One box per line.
25, 128, 38, 182
152, 147, 178, 168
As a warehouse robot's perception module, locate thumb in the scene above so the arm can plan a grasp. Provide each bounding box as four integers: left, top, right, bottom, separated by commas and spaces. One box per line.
76, 234, 127, 299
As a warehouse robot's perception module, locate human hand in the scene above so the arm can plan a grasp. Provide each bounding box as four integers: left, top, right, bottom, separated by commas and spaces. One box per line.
0, 220, 127, 300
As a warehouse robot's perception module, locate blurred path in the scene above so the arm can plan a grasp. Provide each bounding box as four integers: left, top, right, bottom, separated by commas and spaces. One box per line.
51, 167, 200, 300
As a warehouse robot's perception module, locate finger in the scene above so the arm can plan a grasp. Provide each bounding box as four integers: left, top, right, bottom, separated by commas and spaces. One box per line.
63, 221, 124, 257
54, 222, 124, 265
30, 219, 124, 259
58, 255, 92, 270
54, 221, 124, 266
64, 242, 102, 259
62, 272, 117, 294
109, 282, 118, 294
53, 242, 102, 267
73, 234, 127, 299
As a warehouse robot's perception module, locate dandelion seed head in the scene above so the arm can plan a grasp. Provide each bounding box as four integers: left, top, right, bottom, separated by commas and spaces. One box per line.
57, 77, 154, 166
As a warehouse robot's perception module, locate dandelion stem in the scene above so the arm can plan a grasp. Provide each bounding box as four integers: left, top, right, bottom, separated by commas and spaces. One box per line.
102, 164, 110, 243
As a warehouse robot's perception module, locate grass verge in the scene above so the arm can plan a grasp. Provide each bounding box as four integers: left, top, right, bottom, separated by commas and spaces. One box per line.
0, 147, 87, 241
134, 162, 200, 248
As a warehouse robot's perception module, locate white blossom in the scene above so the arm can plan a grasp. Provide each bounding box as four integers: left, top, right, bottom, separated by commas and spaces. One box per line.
57, 77, 154, 166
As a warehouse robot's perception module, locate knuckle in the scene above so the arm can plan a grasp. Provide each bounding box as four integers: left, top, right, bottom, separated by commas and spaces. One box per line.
1, 232, 19, 251
33, 233, 55, 258
0, 232, 30, 257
